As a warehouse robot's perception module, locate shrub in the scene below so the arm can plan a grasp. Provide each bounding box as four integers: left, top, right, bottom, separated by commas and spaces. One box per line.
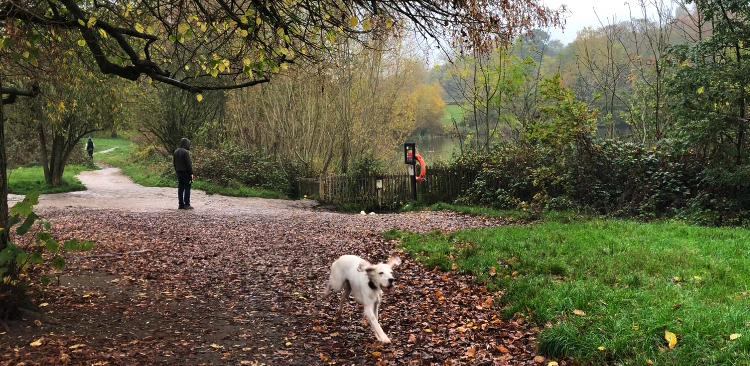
450, 136, 706, 222
193, 145, 292, 195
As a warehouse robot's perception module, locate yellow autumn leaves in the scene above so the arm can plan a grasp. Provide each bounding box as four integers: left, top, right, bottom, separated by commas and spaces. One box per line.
664, 330, 677, 349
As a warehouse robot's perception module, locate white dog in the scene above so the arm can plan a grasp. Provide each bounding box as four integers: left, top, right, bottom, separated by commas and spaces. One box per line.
321, 255, 401, 343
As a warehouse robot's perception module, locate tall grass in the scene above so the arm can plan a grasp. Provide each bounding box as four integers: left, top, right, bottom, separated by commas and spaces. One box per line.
391, 219, 750, 365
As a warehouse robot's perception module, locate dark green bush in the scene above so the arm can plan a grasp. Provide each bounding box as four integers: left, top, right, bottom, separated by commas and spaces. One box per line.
193, 145, 292, 194
450, 136, 711, 222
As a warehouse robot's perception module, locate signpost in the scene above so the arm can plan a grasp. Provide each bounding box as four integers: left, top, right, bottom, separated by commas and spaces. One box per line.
404, 143, 417, 201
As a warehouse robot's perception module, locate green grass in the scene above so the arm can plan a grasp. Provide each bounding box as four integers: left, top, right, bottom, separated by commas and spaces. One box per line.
93, 136, 135, 166
442, 104, 465, 126
7, 164, 94, 195
192, 180, 288, 199
390, 219, 750, 365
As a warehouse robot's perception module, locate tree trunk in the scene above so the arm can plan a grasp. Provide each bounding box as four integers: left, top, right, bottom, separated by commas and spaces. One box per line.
0, 82, 8, 253
38, 124, 51, 183
736, 42, 745, 167
48, 135, 67, 187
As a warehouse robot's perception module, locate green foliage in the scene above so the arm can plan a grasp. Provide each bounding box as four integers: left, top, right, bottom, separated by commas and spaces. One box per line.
530, 72, 599, 148
0, 193, 93, 319
679, 166, 750, 227
667, 0, 750, 166
195, 145, 293, 195
451, 136, 705, 220
350, 154, 386, 176
396, 219, 750, 365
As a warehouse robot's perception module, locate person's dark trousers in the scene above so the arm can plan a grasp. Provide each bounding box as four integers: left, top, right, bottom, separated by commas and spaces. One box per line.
177, 171, 192, 208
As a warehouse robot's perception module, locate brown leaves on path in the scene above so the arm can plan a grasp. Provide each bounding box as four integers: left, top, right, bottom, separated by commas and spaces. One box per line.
0, 206, 560, 365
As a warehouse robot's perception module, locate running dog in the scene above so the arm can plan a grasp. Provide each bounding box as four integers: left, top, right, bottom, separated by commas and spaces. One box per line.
321, 255, 401, 343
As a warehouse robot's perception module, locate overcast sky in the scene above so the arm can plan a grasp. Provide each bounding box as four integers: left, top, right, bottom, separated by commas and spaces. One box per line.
541, 0, 654, 45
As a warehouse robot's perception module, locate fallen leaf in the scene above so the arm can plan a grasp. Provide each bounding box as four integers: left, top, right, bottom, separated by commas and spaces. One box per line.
597, 346, 605, 351
451, 263, 457, 270
484, 297, 493, 308
573, 309, 585, 316
533, 355, 545, 363
496, 345, 509, 353
466, 347, 476, 358
30, 338, 44, 347
408, 334, 417, 343
34, 320, 42, 327
371, 351, 382, 358
548, 362, 559, 366
730, 333, 742, 340
210, 343, 223, 349
665, 330, 677, 349
489, 266, 496, 276
39, 303, 49, 307
647, 360, 653, 365
60, 353, 71, 364
69, 344, 86, 349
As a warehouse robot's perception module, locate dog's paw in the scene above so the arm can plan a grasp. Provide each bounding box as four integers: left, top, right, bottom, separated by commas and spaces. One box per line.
380, 337, 391, 344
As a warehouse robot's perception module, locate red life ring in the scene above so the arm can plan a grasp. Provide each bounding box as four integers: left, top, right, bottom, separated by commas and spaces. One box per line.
415, 153, 426, 182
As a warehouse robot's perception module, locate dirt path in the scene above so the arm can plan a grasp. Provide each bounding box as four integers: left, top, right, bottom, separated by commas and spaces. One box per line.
1, 167, 554, 366
9, 165, 315, 213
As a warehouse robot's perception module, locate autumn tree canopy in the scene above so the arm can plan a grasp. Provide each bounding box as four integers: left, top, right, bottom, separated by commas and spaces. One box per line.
1, 0, 565, 94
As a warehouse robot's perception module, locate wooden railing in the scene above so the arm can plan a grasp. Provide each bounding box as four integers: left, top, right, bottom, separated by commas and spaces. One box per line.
298, 166, 475, 211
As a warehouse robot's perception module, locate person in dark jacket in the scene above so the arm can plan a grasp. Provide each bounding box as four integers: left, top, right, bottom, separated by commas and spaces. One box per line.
173, 138, 194, 210
86, 137, 94, 158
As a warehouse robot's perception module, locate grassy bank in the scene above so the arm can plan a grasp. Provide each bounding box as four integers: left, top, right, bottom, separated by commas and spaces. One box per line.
7, 164, 93, 195
93, 136, 133, 166
389, 219, 750, 365
442, 104, 464, 126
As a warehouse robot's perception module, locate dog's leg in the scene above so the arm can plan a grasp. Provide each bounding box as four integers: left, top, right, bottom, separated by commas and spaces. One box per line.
336, 280, 351, 320
364, 302, 390, 344
321, 283, 332, 301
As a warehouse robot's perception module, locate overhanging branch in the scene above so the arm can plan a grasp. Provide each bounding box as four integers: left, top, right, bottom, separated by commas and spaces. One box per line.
1, 84, 40, 105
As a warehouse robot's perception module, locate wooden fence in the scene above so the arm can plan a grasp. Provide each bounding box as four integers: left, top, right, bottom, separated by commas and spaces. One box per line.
298, 166, 476, 211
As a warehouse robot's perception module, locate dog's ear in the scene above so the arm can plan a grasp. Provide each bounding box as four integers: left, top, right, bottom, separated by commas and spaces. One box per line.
386, 256, 401, 268
358, 260, 375, 272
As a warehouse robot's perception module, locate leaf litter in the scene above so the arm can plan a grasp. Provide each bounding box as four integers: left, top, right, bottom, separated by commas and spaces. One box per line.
0, 205, 567, 365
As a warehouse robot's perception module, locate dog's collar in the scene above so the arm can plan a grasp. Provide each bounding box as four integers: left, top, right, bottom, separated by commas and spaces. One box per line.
368, 280, 377, 290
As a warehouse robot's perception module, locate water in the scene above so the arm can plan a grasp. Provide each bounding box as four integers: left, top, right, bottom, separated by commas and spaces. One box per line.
407, 136, 458, 163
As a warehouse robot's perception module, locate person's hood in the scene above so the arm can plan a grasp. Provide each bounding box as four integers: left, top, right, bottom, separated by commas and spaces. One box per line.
179, 138, 191, 150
